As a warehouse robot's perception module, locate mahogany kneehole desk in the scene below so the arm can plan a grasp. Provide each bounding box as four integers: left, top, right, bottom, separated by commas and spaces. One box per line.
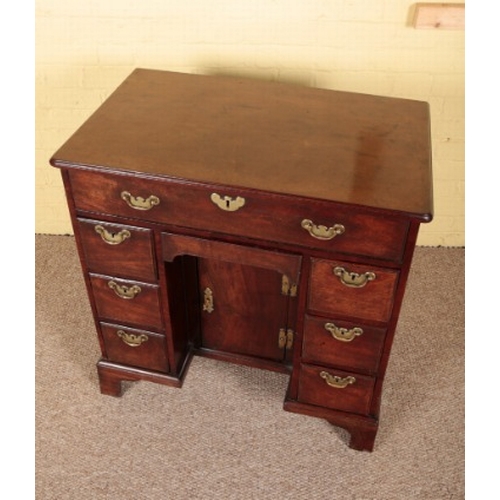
51, 69, 433, 452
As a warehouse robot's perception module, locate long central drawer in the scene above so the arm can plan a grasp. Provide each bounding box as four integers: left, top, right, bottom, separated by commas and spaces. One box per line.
68, 168, 408, 262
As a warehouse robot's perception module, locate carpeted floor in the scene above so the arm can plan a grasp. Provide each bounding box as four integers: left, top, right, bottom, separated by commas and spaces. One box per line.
35, 235, 464, 499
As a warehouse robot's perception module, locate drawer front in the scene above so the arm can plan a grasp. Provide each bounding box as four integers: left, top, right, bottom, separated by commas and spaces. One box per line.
297, 364, 375, 416
302, 315, 386, 374
90, 274, 163, 331
308, 259, 399, 323
69, 169, 408, 261
77, 218, 157, 281
101, 322, 169, 372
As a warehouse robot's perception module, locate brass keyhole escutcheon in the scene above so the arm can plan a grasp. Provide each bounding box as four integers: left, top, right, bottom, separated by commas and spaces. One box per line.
94, 225, 131, 245
210, 193, 246, 212
333, 266, 376, 288
108, 281, 142, 300
203, 287, 214, 313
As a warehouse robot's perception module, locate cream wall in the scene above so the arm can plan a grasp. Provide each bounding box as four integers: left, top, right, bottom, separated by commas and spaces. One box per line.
35, 0, 464, 246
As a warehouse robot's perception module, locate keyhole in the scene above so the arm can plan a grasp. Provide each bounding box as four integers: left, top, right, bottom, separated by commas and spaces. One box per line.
226, 199, 230, 209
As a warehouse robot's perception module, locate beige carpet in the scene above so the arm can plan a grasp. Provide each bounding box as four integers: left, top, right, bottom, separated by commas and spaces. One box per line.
35, 235, 464, 499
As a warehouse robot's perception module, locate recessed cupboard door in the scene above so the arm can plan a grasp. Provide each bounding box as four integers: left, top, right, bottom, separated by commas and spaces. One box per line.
161, 232, 301, 370
198, 258, 291, 364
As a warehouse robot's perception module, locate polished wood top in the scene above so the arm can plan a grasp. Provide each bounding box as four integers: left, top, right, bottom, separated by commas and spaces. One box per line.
51, 68, 433, 220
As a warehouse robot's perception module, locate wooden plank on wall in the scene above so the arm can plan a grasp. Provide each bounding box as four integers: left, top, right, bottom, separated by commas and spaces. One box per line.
413, 3, 465, 29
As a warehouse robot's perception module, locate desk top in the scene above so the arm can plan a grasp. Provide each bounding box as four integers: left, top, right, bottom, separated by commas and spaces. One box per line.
51, 68, 433, 221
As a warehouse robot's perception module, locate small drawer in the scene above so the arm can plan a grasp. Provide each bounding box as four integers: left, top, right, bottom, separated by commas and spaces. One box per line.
77, 218, 157, 281
90, 274, 163, 331
302, 315, 386, 374
308, 259, 399, 323
69, 169, 408, 261
100, 322, 169, 372
297, 363, 375, 416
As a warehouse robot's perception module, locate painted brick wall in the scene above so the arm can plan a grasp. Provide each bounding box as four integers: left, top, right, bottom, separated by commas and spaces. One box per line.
36, 0, 465, 246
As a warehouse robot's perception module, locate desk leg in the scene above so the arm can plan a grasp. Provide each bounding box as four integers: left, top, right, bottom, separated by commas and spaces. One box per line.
327, 419, 378, 452
97, 361, 124, 396
96, 358, 188, 397
284, 395, 379, 452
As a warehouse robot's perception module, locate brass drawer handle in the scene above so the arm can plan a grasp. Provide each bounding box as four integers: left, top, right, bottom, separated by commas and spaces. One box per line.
94, 225, 131, 245
301, 219, 345, 241
210, 193, 246, 212
116, 330, 148, 347
320, 371, 356, 389
121, 191, 160, 211
333, 266, 376, 288
108, 280, 142, 299
324, 322, 363, 342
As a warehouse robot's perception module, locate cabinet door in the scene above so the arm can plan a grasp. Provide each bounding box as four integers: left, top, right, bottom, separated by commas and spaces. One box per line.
198, 258, 290, 363
161, 232, 301, 366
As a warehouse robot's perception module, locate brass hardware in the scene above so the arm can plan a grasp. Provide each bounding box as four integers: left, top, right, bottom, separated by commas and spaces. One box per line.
202, 287, 214, 313
108, 280, 142, 299
210, 192, 246, 212
301, 219, 345, 241
333, 266, 376, 288
94, 225, 131, 245
281, 275, 297, 297
121, 191, 160, 211
278, 328, 294, 350
116, 330, 148, 347
324, 322, 363, 343
320, 371, 356, 389
278, 328, 287, 349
